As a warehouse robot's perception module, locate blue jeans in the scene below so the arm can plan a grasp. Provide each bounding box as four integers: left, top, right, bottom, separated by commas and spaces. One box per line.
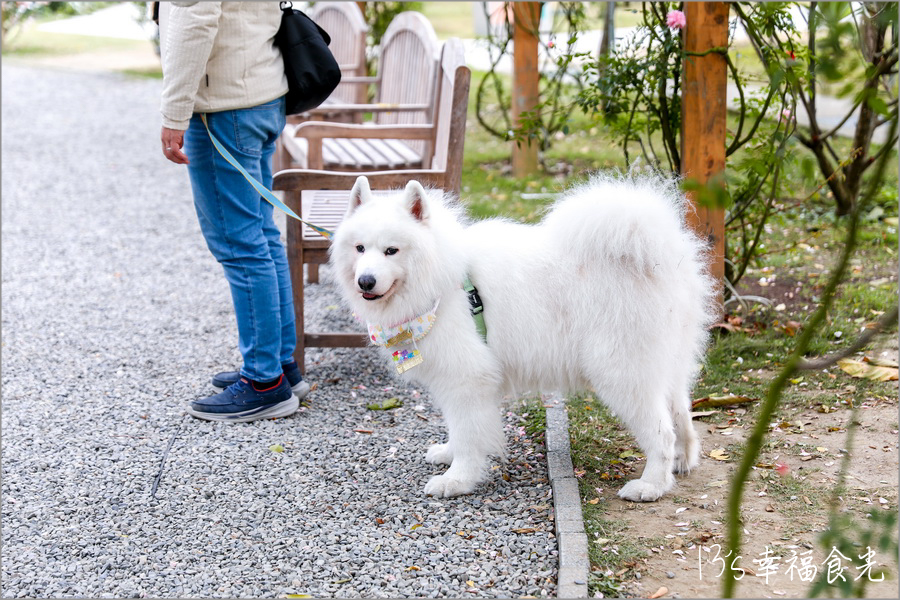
184, 96, 295, 382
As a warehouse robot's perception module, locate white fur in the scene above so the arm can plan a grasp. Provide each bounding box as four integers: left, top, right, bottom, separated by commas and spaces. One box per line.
330, 174, 717, 500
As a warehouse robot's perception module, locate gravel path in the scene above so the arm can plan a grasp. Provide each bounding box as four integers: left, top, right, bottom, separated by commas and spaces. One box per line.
1, 64, 557, 599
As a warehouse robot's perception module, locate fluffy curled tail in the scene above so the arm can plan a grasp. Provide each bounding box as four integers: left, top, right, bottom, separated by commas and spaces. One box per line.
544, 170, 719, 341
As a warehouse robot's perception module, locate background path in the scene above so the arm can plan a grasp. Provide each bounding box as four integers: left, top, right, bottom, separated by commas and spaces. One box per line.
0, 64, 557, 599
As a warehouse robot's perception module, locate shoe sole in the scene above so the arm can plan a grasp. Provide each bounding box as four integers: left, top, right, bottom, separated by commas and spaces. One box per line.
212, 379, 311, 399
186, 394, 300, 423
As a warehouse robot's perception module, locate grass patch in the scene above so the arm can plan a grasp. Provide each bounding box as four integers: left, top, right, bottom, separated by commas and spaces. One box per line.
519, 396, 547, 441
420, 2, 476, 40
566, 397, 656, 594
3, 25, 147, 57
122, 66, 163, 79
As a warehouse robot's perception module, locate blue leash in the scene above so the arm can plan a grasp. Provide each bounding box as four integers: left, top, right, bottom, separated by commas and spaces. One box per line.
200, 113, 334, 240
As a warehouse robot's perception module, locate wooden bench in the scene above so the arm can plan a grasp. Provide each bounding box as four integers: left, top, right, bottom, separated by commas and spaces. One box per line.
305, 2, 368, 115
279, 11, 441, 172
273, 38, 471, 371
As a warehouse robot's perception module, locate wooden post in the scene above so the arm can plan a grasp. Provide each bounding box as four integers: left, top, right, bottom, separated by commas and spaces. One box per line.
512, 1, 540, 177
681, 2, 728, 316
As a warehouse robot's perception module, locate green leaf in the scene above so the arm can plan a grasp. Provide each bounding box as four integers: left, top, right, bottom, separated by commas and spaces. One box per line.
366, 397, 404, 411
867, 96, 890, 117
269, 444, 285, 453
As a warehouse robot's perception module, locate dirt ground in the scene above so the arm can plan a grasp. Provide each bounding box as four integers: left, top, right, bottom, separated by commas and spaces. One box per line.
594, 398, 899, 599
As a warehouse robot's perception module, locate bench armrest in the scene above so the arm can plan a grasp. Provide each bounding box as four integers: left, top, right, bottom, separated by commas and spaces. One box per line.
274, 168, 451, 192
290, 122, 435, 141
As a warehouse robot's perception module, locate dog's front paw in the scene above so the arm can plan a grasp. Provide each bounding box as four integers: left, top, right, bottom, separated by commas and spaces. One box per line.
424, 474, 476, 498
618, 479, 668, 502
426, 443, 453, 465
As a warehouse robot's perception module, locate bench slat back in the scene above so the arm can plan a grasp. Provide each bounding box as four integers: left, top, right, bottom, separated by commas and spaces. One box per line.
308, 2, 368, 105
428, 38, 470, 193
375, 12, 440, 157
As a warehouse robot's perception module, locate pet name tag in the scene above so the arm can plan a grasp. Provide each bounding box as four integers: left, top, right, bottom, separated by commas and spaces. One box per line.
391, 340, 424, 374
367, 299, 440, 375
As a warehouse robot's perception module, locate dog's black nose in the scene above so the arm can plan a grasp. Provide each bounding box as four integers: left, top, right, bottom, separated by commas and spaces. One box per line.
358, 274, 377, 291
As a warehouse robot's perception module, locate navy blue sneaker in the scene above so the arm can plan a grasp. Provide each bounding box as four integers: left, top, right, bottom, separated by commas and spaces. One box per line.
211, 360, 310, 399
188, 375, 299, 422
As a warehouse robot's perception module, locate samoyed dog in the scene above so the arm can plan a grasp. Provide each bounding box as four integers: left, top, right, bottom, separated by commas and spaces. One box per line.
330, 173, 716, 501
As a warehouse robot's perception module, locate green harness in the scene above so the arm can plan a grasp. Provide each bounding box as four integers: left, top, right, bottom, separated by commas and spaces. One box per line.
463, 277, 487, 343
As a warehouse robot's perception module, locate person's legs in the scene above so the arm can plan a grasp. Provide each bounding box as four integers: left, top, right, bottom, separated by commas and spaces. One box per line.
257, 127, 297, 365
184, 97, 292, 384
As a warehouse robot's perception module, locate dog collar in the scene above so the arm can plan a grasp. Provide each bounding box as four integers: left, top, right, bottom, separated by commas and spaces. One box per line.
367, 299, 440, 347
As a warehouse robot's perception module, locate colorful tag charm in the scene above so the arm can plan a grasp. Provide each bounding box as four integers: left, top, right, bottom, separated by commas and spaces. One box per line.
391, 343, 424, 374
367, 300, 439, 374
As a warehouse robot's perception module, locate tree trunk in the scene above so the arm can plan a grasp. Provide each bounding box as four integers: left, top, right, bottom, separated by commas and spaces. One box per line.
681, 2, 729, 317
512, 2, 541, 177
598, 2, 615, 58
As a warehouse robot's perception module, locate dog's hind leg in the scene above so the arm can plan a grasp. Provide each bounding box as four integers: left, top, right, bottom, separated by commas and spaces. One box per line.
603, 383, 676, 502
424, 390, 505, 498
670, 381, 700, 474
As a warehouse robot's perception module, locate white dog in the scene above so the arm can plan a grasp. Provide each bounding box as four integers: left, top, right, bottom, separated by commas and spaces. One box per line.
330, 174, 716, 501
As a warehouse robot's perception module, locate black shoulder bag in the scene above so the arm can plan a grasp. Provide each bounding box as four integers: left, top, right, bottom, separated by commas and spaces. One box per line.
274, 1, 342, 115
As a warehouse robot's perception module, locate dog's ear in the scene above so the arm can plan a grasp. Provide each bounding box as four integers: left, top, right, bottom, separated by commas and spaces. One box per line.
403, 180, 430, 223
347, 176, 372, 215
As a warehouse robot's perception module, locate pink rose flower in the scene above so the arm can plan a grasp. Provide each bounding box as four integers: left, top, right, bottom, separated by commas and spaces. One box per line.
666, 10, 686, 30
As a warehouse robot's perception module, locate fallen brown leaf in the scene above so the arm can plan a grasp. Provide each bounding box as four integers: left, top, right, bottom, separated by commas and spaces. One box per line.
690, 410, 717, 419
709, 448, 730, 461
692, 394, 758, 410
837, 358, 898, 382
780, 320, 802, 337
649, 586, 668, 599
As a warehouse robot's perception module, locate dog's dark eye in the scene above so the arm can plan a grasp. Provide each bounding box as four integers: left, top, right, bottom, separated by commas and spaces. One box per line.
355, 244, 365, 253
384, 247, 399, 256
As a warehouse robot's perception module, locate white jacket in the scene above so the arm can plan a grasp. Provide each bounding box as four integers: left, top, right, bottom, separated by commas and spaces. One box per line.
159, 1, 289, 130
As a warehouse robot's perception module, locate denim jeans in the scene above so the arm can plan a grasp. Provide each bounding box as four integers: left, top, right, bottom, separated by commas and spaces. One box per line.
184, 96, 295, 382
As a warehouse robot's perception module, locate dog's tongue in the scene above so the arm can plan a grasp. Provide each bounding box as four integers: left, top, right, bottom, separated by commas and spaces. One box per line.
362, 292, 378, 300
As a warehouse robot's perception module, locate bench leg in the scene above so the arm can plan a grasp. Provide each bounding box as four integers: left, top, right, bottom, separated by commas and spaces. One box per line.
308, 263, 320, 284
285, 194, 307, 374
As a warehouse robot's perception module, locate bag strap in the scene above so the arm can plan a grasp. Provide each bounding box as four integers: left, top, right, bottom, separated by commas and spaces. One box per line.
200, 113, 334, 240
279, 1, 331, 44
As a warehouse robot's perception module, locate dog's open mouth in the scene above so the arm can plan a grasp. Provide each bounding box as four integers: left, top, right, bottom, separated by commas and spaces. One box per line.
360, 281, 396, 302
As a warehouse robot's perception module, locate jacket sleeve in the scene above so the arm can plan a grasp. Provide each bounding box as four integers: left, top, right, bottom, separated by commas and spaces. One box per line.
159, 2, 223, 130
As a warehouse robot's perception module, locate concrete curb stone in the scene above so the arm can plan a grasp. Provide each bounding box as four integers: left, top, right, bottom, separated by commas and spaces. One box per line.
544, 394, 589, 598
